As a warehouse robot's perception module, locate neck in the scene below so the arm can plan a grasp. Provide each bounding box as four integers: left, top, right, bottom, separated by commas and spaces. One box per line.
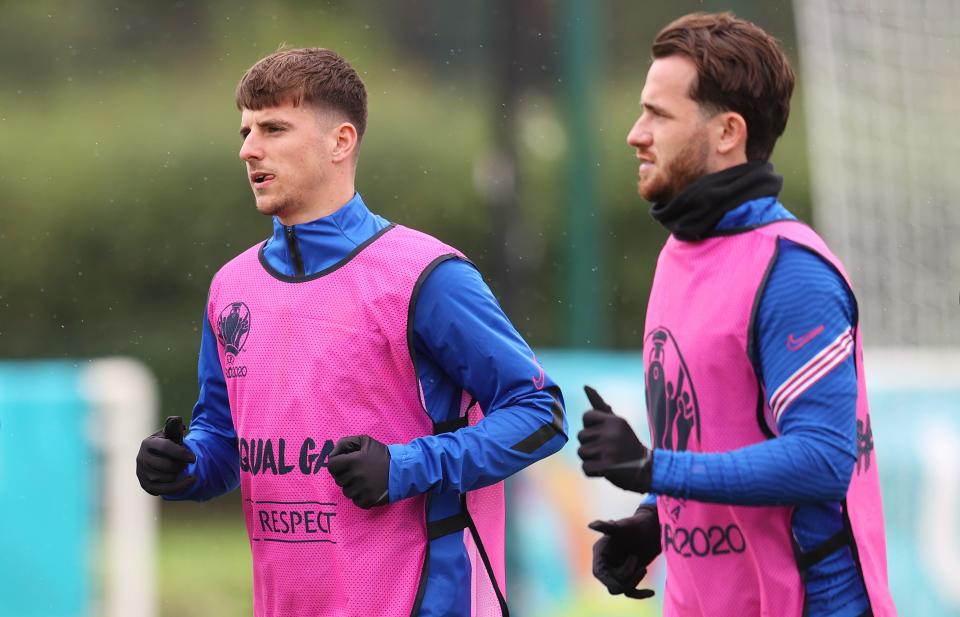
706, 152, 748, 175
278, 180, 356, 226
649, 161, 783, 241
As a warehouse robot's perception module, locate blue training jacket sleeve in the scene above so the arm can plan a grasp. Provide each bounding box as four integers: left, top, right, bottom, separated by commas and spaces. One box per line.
650, 239, 858, 505
386, 258, 568, 501
164, 308, 241, 501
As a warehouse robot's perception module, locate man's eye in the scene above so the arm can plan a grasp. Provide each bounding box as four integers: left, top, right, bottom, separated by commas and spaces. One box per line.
267, 126, 283, 133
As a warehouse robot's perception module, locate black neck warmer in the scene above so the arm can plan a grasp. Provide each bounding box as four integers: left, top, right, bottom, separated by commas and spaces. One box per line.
649, 161, 783, 241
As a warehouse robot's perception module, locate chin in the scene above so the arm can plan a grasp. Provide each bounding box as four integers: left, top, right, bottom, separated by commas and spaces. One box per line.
255, 198, 285, 218
638, 179, 666, 203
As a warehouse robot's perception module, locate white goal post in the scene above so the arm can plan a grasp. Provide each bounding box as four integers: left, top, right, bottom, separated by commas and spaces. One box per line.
81, 357, 159, 617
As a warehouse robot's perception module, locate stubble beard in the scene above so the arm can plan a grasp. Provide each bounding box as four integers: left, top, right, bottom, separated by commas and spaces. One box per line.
639, 131, 711, 204
255, 193, 295, 219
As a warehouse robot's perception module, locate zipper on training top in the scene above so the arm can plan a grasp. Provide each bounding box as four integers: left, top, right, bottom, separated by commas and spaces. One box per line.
284, 226, 305, 277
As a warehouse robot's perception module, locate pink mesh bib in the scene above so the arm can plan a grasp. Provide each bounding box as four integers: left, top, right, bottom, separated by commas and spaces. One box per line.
644, 221, 896, 616
207, 225, 506, 617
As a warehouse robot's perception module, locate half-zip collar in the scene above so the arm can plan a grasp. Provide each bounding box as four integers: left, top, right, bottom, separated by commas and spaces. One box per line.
284, 225, 305, 277
262, 192, 391, 278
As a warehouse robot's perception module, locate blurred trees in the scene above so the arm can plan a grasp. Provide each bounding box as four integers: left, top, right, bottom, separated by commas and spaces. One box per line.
0, 0, 809, 418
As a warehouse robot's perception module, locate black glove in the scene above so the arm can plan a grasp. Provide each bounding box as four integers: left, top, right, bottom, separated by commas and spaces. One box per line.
577, 385, 654, 493
328, 435, 391, 509
136, 416, 197, 496
588, 504, 661, 599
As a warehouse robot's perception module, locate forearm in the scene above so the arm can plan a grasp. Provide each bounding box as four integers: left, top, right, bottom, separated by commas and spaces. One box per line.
388, 388, 566, 499
654, 355, 861, 506
651, 430, 855, 505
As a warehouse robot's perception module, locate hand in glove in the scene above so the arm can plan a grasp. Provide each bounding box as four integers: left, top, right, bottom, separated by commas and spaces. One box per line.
328, 435, 391, 509
136, 416, 197, 496
577, 385, 654, 493
588, 503, 662, 599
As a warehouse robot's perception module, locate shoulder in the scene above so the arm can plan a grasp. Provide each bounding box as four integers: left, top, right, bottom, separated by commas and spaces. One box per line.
765, 238, 854, 311
412, 258, 508, 342
385, 225, 464, 257
754, 238, 855, 363
206, 241, 267, 311
364, 227, 476, 294
212, 241, 265, 279
415, 257, 488, 312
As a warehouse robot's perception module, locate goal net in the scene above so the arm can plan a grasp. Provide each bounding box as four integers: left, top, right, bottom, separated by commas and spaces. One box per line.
792, 0, 960, 346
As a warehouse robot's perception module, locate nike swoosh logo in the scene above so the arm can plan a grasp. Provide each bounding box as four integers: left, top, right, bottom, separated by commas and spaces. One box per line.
786, 325, 825, 351
531, 354, 545, 390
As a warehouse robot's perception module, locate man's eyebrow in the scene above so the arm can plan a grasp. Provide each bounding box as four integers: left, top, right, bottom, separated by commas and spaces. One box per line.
642, 102, 670, 116
239, 119, 294, 135
257, 118, 294, 128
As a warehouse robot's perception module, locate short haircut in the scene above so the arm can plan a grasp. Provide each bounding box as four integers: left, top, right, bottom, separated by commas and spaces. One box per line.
235, 47, 368, 140
652, 12, 795, 161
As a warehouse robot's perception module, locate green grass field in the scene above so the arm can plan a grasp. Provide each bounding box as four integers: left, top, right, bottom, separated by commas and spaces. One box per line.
158, 503, 252, 617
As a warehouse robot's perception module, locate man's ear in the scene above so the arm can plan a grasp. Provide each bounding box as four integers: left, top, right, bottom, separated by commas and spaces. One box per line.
715, 111, 748, 157
331, 122, 359, 163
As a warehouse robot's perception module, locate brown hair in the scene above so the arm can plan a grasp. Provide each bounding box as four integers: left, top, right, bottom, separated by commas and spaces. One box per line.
652, 12, 795, 161
236, 47, 368, 139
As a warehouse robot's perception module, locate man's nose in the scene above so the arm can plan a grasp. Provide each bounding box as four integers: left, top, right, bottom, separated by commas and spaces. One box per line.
626, 120, 651, 148
239, 134, 263, 161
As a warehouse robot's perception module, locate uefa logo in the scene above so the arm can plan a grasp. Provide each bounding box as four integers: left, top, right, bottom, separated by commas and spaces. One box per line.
217, 302, 251, 357
645, 327, 701, 453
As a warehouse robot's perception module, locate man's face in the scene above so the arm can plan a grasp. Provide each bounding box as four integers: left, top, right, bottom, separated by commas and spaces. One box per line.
626, 55, 712, 203
239, 101, 336, 220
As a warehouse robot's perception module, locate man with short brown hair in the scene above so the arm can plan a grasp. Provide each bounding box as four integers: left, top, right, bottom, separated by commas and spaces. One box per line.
577, 13, 896, 616
135, 47, 567, 617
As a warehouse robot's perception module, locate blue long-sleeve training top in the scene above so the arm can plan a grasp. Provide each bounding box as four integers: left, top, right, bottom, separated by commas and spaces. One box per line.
169, 192, 568, 617
649, 196, 869, 616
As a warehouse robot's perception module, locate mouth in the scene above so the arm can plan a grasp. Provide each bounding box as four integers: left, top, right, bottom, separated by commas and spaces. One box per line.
250, 171, 276, 189
638, 161, 655, 177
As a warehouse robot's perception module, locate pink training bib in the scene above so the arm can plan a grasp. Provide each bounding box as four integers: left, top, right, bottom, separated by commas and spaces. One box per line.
207, 224, 506, 617
644, 221, 896, 616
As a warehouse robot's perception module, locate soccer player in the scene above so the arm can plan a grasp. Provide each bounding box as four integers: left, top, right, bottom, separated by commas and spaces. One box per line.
135, 47, 567, 617
576, 13, 896, 617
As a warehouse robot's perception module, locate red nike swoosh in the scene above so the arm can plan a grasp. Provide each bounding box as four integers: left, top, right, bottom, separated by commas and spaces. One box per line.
786, 325, 825, 351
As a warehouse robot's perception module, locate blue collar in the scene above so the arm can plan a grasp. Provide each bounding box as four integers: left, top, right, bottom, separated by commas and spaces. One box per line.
714, 197, 796, 231
262, 192, 391, 276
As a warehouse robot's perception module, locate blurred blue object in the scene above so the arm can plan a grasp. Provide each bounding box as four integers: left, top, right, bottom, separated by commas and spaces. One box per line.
0, 362, 94, 617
